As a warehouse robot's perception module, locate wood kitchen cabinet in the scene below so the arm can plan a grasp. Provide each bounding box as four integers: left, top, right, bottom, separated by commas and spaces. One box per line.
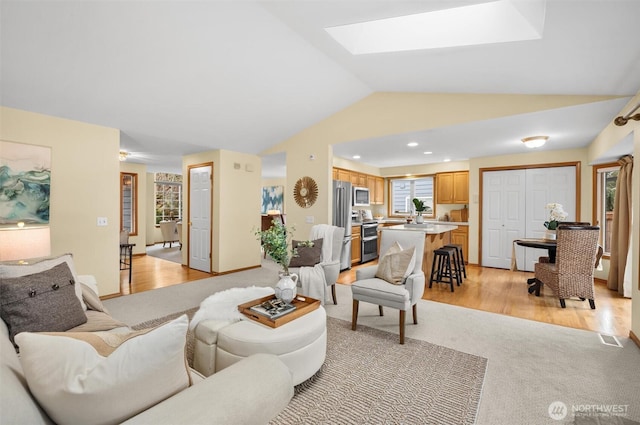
351, 225, 361, 265
332, 168, 385, 204
451, 225, 468, 263
436, 171, 469, 204
374, 177, 384, 204
336, 169, 351, 183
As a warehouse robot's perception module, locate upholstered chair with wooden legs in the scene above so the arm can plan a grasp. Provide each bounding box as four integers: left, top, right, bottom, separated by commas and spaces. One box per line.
534, 225, 600, 309
351, 230, 425, 344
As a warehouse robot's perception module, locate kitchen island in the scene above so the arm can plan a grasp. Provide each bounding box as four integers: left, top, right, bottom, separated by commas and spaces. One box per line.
382, 224, 458, 281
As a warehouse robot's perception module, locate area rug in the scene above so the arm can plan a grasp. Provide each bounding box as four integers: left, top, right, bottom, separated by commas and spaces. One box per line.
146, 244, 182, 263
133, 310, 487, 424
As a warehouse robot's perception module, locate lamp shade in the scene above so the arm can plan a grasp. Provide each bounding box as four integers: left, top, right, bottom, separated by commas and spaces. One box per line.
0, 226, 51, 262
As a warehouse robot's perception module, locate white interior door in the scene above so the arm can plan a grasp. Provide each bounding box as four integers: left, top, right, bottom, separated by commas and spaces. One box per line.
522, 166, 576, 270
482, 170, 526, 269
189, 165, 211, 272
482, 166, 576, 271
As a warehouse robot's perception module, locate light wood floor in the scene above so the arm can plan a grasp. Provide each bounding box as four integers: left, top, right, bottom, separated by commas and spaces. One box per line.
119, 255, 632, 337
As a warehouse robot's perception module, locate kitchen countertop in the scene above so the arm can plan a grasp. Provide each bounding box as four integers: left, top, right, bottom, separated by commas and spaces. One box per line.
384, 223, 458, 234
353, 219, 468, 226
377, 218, 469, 226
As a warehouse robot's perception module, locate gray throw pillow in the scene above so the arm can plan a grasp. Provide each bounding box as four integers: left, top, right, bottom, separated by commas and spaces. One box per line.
0, 262, 87, 344
289, 239, 323, 268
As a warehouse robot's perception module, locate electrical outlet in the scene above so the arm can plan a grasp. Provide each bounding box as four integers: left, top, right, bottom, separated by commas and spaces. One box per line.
305, 216, 314, 224
97, 217, 108, 226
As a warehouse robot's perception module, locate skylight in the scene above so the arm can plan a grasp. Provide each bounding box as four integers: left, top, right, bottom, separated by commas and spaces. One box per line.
325, 0, 546, 55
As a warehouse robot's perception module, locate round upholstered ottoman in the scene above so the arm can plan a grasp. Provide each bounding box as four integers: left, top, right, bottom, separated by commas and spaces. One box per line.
196, 306, 326, 385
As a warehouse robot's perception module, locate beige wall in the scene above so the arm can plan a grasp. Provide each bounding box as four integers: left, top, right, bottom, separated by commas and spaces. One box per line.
183, 150, 262, 272
119, 162, 147, 255
1, 107, 121, 296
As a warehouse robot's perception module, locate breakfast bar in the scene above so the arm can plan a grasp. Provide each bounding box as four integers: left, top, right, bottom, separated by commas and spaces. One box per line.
383, 224, 459, 280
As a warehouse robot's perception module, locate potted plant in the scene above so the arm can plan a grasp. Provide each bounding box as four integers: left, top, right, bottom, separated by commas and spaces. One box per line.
412, 198, 427, 223
254, 219, 298, 302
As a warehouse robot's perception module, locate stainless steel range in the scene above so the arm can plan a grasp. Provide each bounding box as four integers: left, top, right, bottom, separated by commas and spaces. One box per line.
361, 221, 379, 263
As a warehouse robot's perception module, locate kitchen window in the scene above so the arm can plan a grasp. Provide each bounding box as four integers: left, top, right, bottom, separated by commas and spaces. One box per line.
389, 175, 434, 217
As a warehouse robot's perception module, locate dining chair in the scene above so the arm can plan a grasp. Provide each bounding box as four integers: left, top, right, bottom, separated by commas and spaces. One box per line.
534, 225, 600, 308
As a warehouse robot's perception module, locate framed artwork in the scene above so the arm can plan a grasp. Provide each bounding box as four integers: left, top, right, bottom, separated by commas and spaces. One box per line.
0, 141, 51, 225
261, 185, 284, 214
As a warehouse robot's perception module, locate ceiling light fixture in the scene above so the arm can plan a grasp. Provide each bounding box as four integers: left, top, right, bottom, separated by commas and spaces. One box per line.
423, 151, 432, 155
353, 155, 361, 159
407, 142, 418, 147
521, 136, 548, 148
119, 151, 129, 161
443, 158, 451, 163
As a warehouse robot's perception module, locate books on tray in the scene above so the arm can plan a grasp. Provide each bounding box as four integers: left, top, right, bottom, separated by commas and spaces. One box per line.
249, 298, 296, 320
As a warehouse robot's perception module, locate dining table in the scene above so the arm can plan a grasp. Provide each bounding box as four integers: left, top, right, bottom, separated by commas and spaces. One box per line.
512, 238, 557, 295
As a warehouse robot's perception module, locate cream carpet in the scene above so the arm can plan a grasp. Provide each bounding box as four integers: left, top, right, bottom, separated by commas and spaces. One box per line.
103, 260, 640, 425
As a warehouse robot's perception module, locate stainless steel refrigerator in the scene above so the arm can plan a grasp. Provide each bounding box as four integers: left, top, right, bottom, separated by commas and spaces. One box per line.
332, 180, 352, 271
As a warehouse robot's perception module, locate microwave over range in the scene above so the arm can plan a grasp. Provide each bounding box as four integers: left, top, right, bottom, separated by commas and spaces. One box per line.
352, 186, 370, 206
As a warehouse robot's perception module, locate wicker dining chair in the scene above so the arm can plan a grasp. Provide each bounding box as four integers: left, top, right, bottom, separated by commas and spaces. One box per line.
534, 225, 600, 309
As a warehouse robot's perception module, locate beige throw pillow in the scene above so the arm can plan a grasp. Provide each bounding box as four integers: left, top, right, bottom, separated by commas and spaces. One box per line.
375, 242, 416, 285
15, 315, 191, 425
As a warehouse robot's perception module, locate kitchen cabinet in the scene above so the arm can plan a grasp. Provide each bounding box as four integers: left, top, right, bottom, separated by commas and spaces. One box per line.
332, 168, 385, 204
451, 225, 468, 263
351, 225, 361, 265
374, 177, 384, 204
436, 171, 469, 204
336, 169, 351, 183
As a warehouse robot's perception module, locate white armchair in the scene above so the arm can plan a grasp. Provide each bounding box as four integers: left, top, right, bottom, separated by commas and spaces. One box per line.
159, 221, 178, 248
289, 225, 345, 304
351, 229, 425, 344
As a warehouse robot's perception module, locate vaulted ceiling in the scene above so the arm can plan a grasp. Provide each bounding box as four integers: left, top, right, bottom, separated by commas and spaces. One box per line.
2, 1, 639, 175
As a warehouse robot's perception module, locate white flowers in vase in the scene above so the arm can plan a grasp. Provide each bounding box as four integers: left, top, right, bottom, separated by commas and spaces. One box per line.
544, 203, 568, 230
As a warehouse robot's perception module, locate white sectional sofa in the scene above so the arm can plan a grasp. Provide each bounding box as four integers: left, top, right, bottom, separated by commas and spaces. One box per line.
0, 255, 293, 424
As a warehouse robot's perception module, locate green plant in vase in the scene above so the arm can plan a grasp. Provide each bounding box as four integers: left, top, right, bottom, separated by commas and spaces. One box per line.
254, 219, 299, 302
412, 198, 427, 223
254, 219, 297, 275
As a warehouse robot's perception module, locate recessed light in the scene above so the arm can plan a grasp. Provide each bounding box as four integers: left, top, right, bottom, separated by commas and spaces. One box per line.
353, 155, 361, 159
443, 158, 451, 162
407, 142, 418, 147
423, 151, 432, 155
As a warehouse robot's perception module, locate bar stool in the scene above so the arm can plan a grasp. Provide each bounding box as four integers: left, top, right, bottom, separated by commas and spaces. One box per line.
429, 247, 461, 292
444, 243, 467, 280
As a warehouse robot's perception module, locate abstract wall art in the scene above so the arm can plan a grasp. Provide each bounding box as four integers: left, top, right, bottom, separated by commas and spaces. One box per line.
261, 185, 284, 214
0, 141, 51, 225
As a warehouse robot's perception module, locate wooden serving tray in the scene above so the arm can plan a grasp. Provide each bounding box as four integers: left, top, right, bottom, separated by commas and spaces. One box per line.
238, 294, 320, 328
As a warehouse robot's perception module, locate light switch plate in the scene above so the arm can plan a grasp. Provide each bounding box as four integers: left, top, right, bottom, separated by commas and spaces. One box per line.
305, 216, 314, 224
97, 217, 108, 226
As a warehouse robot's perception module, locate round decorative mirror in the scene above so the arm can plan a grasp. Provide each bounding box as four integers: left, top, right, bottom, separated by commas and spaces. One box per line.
293, 176, 318, 208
